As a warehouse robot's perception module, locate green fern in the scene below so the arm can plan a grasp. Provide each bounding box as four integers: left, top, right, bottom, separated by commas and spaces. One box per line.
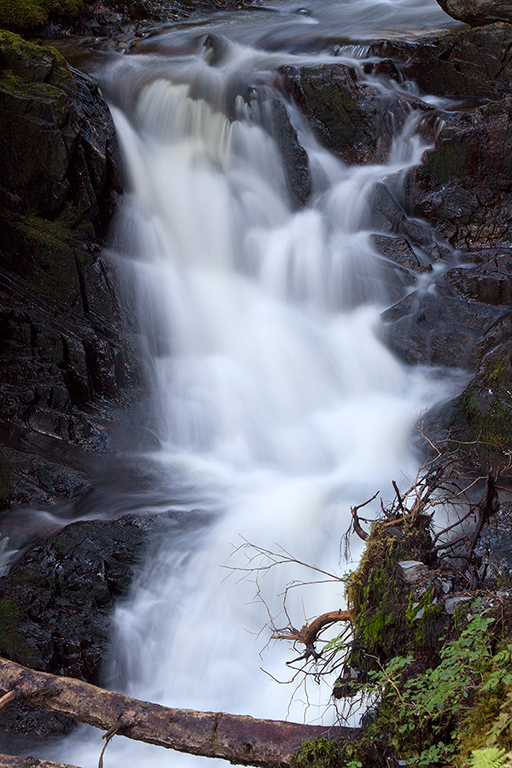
468, 747, 509, 768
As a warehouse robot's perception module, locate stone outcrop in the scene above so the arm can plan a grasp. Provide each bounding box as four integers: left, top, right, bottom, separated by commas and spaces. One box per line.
13, 0, 258, 39
280, 63, 426, 165
0, 32, 142, 508
370, 24, 512, 102
0, 512, 164, 742
404, 97, 512, 250
435, 0, 512, 26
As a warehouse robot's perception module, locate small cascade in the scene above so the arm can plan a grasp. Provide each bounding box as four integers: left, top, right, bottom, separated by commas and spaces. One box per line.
49, 2, 463, 765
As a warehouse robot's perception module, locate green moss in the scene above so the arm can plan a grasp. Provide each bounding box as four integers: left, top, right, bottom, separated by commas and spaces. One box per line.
0, 598, 40, 667
482, 100, 505, 118
345, 516, 440, 671
52, 533, 77, 554
293, 737, 366, 768
0, 30, 75, 91
0, 0, 83, 31
425, 137, 466, 184
458, 390, 512, 454
483, 348, 512, 390
19, 216, 81, 307
0, 0, 46, 28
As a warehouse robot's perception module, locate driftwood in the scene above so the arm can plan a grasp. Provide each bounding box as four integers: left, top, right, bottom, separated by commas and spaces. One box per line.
0, 658, 358, 768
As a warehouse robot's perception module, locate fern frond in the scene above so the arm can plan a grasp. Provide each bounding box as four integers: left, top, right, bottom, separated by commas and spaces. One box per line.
469, 747, 509, 768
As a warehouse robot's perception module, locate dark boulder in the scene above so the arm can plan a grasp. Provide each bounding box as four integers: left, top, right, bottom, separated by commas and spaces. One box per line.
280, 63, 426, 165
29, 0, 259, 39
0, 505, 211, 745
0, 513, 161, 742
265, 97, 312, 208
371, 234, 431, 273
0, 516, 156, 678
430, 339, 512, 467
435, 0, 512, 26
381, 290, 511, 369
371, 23, 512, 102
404, 97, 512, 249
437, 252, 512, 306
368, 181, 446, 263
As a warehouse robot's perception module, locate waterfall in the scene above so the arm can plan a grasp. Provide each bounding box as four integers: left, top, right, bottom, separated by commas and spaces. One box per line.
49, 2, 463, 765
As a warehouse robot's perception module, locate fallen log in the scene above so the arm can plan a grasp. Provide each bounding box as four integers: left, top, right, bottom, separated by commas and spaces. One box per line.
0, 658, 358, 768
0, 756, 80, 768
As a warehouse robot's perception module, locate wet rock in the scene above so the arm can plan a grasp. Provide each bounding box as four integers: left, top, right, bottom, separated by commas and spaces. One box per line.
0, 516, 154, 676
237, 88, 312, 208
0, 513, 161, 740
372, 23, 512, 102
267, 97, 312, 208
437, 256, 512, 306
0, 453, 11, 509
280, 63, 423, 165
381, 290, 510, 369
371, 234, 430, 273
404, 96, 512, 249
432, 336, 512, 464
435, 0, 512, 26
32, 0, 259, 39
368, 182, 449, 264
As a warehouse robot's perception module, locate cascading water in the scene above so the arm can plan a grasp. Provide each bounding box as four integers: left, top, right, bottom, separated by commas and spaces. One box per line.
48, 1, 465, 765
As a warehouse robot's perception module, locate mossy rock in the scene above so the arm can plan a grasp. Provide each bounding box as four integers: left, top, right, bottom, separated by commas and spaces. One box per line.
0, 0, 83, 31
344, 515, 445, 673
281, 62, 410, 165
443, 342, 512, 466
0, 598, 42, 668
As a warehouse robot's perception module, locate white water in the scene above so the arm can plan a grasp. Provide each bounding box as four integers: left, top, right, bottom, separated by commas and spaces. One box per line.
50, 1, 465, 765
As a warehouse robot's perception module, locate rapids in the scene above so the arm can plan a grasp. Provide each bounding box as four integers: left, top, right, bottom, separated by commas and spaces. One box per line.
48, 0, 465, 765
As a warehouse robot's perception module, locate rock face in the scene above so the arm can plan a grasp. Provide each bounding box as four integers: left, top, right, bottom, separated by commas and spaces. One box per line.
0, 32, 142, 507
405, 97, 512, 249
363, 24, 512, 250
278, 23, 512, 464
372, 24, 512, 102
280, 63, 424, 165
1, 0, 258, 39
0, 513, 163, 742
435, 0, 512, 26
0, 505, 210, 745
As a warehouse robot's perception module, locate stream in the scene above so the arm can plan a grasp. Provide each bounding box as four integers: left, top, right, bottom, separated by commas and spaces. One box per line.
47, 0, 465, 765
